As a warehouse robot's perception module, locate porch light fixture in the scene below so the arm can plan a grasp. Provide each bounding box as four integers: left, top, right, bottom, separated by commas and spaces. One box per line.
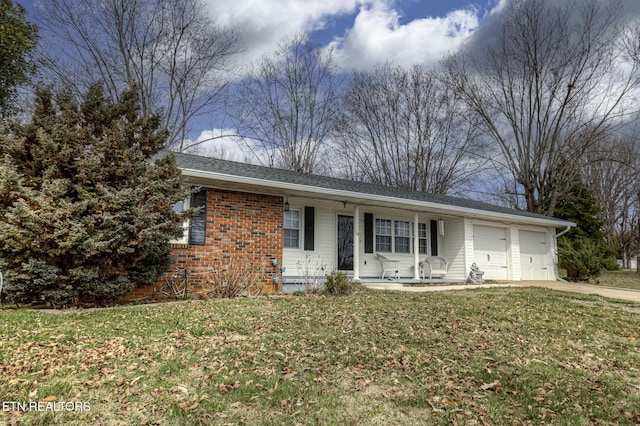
284, 199, 289, 211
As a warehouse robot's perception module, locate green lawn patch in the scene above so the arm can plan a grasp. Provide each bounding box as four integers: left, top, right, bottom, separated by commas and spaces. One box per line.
592, 270, 640, 291
2, 288, 640, 425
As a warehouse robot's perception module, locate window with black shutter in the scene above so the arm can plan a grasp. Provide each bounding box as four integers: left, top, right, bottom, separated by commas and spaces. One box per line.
188, 188, 207, 246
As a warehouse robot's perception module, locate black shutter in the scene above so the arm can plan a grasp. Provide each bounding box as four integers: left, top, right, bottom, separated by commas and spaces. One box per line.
304, 206, 315, 251
189, 188, 207, 246
364, 213, 374, 253
430, 220, 438, 256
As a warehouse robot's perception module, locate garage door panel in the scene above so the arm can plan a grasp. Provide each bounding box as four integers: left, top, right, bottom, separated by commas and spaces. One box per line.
520, 230, 548, 280
474, 225, 509, 280
474, 226, 506, 251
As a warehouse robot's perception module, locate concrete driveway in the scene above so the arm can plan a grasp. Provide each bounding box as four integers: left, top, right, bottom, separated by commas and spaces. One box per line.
362, 280, 640, 303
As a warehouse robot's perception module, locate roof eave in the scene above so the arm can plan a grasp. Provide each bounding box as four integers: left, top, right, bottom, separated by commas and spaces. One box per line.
181, 168, 576, 228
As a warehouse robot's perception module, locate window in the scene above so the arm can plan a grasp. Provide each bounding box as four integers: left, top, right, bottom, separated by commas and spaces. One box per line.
170, 188, 208, 245
284, 210, 300, 248
171, 198, 189, 244
395, 221, 411, 253
375, 219, 392, 252
418, 222, 428, 254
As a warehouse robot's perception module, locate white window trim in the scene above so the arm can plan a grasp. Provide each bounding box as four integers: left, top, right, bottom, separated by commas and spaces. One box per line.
394, 220, 411, 253
416, 222, 429, 255
171, 197, 190, 244
374, 218, 433, 255
375, 218, 393, 252
284, 209, 301, 249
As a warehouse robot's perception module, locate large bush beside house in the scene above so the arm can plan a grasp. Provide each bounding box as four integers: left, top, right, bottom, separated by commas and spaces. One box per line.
557, 236, 609, 282
0, 86, 190, 305
552, 182, 617, 281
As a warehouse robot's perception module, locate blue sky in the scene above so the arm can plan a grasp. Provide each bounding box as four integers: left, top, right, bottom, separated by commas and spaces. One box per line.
205, 0, 504, 71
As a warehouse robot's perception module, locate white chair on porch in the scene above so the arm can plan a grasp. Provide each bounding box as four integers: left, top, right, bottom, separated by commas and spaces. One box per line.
420, 256, 448, 279
376, 254, 399, 279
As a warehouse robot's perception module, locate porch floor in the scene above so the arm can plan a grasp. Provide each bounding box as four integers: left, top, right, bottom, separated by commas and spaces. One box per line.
359, 280, 518, 292
281, 276, 522, 293
356, 278, 466, 285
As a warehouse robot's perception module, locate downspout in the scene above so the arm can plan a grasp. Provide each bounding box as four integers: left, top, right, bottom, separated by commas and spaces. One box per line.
556, 225, 572, 239
551, 225, 572, 282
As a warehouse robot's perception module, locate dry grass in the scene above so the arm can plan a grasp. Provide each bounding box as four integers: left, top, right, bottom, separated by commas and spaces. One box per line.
591, 270, 640, 290
1, 288, 640, 425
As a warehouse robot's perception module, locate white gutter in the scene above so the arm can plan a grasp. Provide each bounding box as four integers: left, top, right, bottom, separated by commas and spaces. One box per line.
181, 168, 574, 228
555, 225, 572, 238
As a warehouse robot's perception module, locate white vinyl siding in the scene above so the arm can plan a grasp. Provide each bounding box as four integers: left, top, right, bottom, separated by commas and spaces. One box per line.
439, 217, 466, 279
281, 200, 339, 281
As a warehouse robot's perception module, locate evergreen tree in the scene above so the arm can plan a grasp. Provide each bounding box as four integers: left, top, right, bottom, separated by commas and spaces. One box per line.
0, 86, 189, 305
0, 0, 38, 118
552, 182, 616, 281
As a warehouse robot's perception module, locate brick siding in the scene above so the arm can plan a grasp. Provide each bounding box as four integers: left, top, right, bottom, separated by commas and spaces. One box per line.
125, 188, 284, 300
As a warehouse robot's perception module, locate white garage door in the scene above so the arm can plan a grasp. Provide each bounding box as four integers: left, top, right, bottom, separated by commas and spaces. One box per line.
473, 225, 509, 280
519, 230, 549, 280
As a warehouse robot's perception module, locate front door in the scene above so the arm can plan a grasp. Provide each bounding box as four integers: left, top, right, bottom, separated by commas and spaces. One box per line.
337, 215, 354, 271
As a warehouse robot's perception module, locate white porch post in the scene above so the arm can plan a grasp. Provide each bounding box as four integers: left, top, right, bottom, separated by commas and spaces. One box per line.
353, 205, 360, 281
413, 212, 420, 280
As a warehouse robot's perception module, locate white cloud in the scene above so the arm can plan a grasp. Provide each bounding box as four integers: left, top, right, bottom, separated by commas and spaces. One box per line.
203, 0, 488, 72
183, 129, 249, 161
327, 1, 481, 69
183, 129, 279, 165
203, 0, 640, 74
203, 0, 360, 69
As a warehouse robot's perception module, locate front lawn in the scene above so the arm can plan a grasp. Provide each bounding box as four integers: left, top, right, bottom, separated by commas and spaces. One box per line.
593, 270, 640, 291
1, 288, 639, 425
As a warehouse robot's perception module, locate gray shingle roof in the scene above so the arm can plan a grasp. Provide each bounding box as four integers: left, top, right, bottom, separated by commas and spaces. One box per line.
162, 151, 570, 225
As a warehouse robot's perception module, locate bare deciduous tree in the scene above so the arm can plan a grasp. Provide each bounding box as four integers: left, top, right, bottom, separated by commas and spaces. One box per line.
444, 0, 638, 215
335, 63, 480, 195
36, 0, 239, 150
231, 33, 342, 173
582, 138, 639, 267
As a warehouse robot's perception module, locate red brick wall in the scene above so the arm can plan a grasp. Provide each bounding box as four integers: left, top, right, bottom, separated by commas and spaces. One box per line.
125, 188, 284, 300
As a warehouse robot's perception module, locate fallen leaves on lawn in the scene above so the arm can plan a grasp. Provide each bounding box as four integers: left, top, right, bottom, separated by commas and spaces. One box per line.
1, 290, 639, 425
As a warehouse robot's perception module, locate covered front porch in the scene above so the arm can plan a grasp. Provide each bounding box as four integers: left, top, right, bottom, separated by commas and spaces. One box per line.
282, 197, 468, 287
347, 207, 449, 281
